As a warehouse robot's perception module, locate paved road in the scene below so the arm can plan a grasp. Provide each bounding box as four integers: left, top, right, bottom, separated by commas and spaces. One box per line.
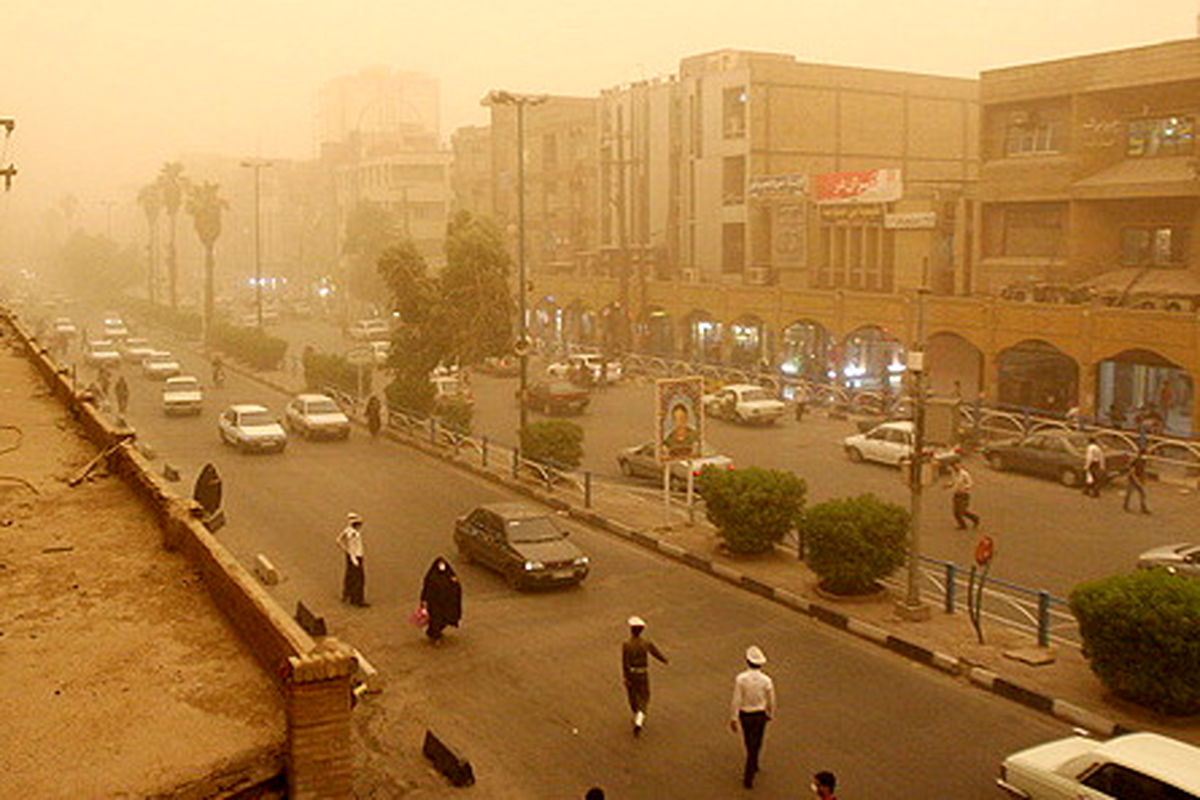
53, 318, 1073, 798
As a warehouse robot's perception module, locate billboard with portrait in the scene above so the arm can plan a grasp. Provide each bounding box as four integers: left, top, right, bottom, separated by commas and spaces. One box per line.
656, 377, 705, 463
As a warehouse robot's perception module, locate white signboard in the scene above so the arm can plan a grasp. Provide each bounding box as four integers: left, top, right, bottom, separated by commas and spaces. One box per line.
884, 212, 937, 230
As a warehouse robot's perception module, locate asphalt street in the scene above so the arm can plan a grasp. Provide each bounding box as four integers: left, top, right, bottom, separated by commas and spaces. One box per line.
63, 323, 1073, 797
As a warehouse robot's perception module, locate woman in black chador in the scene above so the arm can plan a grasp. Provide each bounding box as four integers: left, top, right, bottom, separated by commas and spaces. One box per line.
420, 557, 462, 641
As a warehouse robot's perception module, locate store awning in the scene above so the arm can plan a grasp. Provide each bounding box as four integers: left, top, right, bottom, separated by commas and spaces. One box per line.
1072, 157, 1200, 200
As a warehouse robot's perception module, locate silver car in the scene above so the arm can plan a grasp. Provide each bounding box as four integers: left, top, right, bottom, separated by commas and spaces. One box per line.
1137, 542, 1200, 578
617, 441, 734, 489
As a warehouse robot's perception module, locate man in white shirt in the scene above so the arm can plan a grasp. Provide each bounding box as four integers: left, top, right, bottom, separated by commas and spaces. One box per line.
336, 512, 368, 607
945, 460, 980, 529
1083, 436, 1106, 498
730, 645, 775, 789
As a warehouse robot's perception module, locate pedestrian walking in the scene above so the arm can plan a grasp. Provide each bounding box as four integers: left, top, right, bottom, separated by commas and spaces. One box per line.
729, 645, 775, 789
336, 512, 369, 607
793, 385, 809, 422
812, 771, 838, 799
114, 375, 130, 415
365, 394, 382, 439
1083, 436, 1105, 498
1123, 448, 1151, 514
97, 365, 112, 397
420, 556, 462, 640
945, 460, 980, 529
622, 616, 668, 736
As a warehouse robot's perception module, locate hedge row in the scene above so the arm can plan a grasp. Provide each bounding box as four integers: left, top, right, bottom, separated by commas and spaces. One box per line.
213, 323, 287, 371
121, 297, 202, 338
303, 349, 370, 396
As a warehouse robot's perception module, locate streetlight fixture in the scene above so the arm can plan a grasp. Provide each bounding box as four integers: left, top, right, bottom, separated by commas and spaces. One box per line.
240, 158, 273, 329
481, 89, 548, 436
897, 284, 932, 621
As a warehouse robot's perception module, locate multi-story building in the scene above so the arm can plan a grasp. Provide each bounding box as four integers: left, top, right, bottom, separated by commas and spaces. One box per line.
450, 125, 493, 219
317, 67, 440, 151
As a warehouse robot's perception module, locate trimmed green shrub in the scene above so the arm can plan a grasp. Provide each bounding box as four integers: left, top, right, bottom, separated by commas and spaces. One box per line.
303, 349, 370, 396
213, 323, 287, 371
438, 398, 473, 435
698, 466, 806, 555
519, 420, 583, 470
803, 493, 908, 595
121, 297, 201, 338
1070, 570, 1200, 716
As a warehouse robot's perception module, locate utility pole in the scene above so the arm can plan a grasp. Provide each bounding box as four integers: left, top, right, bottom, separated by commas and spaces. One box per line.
240, 159, 273, 329
482, 90, 548, 438
897, 280, 932, 621
1, 117, 16, 191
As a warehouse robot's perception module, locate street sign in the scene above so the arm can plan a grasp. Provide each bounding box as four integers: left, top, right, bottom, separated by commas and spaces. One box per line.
513, 337, 532, 357
975, 535, 995, 567
346, 346, 373, 367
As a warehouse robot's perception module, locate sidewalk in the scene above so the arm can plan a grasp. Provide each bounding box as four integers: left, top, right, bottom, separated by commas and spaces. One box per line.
154, 322, 1200, 745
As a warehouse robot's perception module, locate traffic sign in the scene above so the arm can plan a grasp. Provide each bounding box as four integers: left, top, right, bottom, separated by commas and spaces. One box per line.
346, 346, 373, 366
513, 337, 531, 357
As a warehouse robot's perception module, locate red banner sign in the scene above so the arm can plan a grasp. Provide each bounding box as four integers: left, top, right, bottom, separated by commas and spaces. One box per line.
813, 169, 902, 205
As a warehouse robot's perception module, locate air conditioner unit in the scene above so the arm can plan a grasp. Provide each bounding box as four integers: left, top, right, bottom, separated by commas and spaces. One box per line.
681, 268, 700, 283
745, 267, 770, 285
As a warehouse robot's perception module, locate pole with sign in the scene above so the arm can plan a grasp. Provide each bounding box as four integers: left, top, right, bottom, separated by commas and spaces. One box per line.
346, 345, 374, 405
655, 376, 705, 523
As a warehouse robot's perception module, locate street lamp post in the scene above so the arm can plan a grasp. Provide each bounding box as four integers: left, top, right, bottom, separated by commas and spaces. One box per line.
240, 159, 273, 329
898, 284, 932, 621
482, 90, 548, 436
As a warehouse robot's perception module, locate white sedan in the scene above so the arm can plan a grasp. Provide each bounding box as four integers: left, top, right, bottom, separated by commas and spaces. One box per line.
842, 420, 958, 469
284, 394, 351, 440
218, 404, 287, 453
84, 339, 121, 367
703, 384, 786, 425
998, 732, 1200, 798
141, 350, 181, 380
162, 375, 203, 416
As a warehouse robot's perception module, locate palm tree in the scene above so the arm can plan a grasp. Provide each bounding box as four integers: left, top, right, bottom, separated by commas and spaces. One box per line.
186, 181, 228, 346
136, 182, 163, 303
157, 162, 187, 309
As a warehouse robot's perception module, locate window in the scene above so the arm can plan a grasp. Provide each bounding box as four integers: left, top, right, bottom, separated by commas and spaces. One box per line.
816, 224, 891, 290
1002, 208, 1063, 257
722, 223, 746, 273
1121, 226, 1187, 268
722, 156, 745, 205
1081, 762, 1192, 799
723, 86, 747, 138
1005, 113, 1060, 156
1127, 116, 1194, 158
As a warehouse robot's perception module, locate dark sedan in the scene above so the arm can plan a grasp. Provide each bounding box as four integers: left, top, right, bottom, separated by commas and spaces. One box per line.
521, 380, 591, 415
982, 432, 1131, 487
453, 502, 590, 590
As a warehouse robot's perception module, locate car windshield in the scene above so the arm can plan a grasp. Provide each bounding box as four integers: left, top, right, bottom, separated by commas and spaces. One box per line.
239, 411, 275, 426
547, 382, 576, 393
169, 379, 198, 391
306, 400, 340, 414
148, 353, 172, 363
506, 516, 563, 543
740, 388, 770, 402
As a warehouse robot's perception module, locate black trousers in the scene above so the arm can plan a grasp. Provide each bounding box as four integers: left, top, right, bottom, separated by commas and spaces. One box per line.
739, 711, 769, 786
1124, 480, 1149, 512
624, 673, 650, 713
342, 554, 365, 604
952, 492, 979, 528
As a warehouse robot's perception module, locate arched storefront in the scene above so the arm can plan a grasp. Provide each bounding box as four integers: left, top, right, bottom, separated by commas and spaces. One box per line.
728, 315, 765, 367
531, 297, 562, 349
1096, 348, 1194, 436
839, 326, 906, 391
996, 340, 1078, 413
927, 332, 984, 399
779, 320, 831, 382
563, 301, 598, 347
682, 310, 722, 363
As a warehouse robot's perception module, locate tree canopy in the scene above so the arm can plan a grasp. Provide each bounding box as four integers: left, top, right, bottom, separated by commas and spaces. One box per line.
343, 201, 402, 302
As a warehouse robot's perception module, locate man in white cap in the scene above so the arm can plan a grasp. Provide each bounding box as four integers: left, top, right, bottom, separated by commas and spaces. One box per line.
621, 616, 668, 736
730, 645, 774, 789
336, 512, 368, 607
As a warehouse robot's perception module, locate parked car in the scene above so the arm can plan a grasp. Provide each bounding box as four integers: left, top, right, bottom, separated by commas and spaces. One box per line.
453, 502, 589, 590
842, 420, 958, 470
162, 375, 203, 416
348, 318, 390, 341
101, 315, 130, 341
120, 337, 155, 364
84, 339, 121, 367
51, 317, 77, 337
522, 380, 590, 415
1137, 542, 1200, 579
477, 355, 519, 377
546, 352, 622, 385
284, 393, 351, 440
617, 441, 734, 488
703, 384, 787, 425
982, 432, 1131, 487
432, 372, 473, 406
997, 732, 1200, 799
217, 404, 288, 453
141, 350, 181, 380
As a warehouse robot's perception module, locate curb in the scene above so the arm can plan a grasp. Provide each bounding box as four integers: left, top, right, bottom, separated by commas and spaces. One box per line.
204, 348, 1128, 740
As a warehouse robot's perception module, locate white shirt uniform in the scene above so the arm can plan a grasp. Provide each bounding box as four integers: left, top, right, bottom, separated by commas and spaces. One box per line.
950, 467, 973, 493
730, 668, 776, 720
337, 525, 364, 565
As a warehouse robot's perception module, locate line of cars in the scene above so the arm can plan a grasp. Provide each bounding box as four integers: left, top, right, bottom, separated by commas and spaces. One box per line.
216, 394, 352, 453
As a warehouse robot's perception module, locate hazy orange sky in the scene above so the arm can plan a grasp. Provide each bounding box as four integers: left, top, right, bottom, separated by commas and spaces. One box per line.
0, 0, 1196, 219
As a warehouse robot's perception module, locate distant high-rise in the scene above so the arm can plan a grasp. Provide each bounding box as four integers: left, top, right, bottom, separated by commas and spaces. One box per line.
316, 67, 440, 154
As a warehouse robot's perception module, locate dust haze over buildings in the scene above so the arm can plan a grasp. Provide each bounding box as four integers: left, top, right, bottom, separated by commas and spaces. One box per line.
0, 0, 1194, 255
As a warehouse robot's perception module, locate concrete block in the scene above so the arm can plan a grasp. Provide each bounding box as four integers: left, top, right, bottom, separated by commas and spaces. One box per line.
351, 647, 383, 693
710, 562, 742, 583
847, 618, 889, 644
931, 651, 961, 674
1051, 699, 1118, 737
774, 588, 810, 614
657, 541, 687, 559
254, 553, 279, 586
967, 666, 998, 689
295, 601, 327, 637
423, 729, 475, 787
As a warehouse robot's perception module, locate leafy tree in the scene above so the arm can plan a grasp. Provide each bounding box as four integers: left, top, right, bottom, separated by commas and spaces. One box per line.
803, 494, 908, 595
137, 182, 163, 303
1070, 570, 1200, 715
157, 162, 188, 309
439, 211, 514, 365
56, 231, 141, 296
185, 181, 228, 345
343, 201, 401, 303
698, 467, 807, 555
520, 420, 584, 469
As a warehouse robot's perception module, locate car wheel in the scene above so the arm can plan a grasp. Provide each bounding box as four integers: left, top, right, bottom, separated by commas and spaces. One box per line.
846, 447, 864, 463
734, 411, 747, 424
456, 541, 473, 564
505, 569, 525, 591
619, 459, 633, 477
1059, 467, 1081, 487
987, 452, 1005, 471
